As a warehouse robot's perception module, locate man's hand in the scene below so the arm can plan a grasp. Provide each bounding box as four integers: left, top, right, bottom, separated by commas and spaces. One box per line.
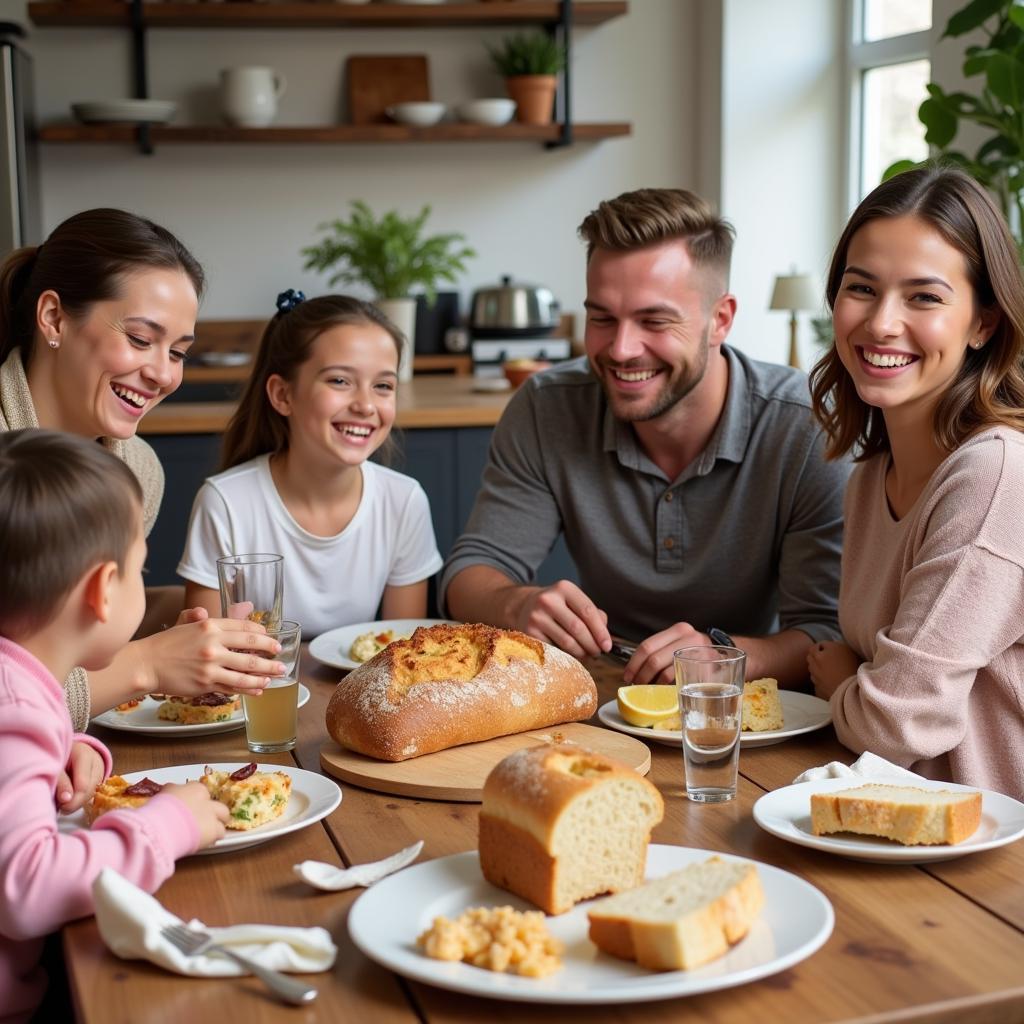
514, 580, 611, 659
623, 622, 710, 685
807, 640, 860, 699
56, 741, 106, 814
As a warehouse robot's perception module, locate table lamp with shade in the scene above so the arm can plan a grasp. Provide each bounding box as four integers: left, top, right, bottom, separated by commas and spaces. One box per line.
769, 272, 820, 369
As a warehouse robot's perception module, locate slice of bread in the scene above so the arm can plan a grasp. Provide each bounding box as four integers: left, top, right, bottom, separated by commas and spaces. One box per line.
479, 744, 664, 915
742, 679, 783, 732
810, 784, 982, 845
586, 856, 764, 970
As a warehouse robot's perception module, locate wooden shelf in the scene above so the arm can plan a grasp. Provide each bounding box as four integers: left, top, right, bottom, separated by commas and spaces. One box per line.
37, 121, 631, 144
27, 1, 627, 30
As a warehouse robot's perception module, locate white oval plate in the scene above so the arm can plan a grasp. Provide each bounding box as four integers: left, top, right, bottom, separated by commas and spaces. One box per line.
60, 762, 340, 855
753, 777, 1024, 863
71, 99, 177, 124
309, 619, 456, 670
91, 685, 311, 737
597, 690, 832, 749
348, 844, 832, 1004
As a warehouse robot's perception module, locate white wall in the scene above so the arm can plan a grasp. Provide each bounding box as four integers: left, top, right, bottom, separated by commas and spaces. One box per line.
5, 0, 701, 335
717, 0, 845, 368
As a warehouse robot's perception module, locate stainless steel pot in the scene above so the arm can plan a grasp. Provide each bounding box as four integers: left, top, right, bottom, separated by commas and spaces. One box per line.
469, 275, 561, 339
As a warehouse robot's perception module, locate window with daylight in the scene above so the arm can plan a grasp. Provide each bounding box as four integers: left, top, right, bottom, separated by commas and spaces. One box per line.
848, 0, 932, 204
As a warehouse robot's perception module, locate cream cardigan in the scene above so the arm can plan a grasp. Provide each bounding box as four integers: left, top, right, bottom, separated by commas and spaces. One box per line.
0, 348, 165, 729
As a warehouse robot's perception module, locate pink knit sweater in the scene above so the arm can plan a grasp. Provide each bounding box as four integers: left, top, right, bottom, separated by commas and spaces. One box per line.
0, 639, 199, 1023
833, 427, 1024, 800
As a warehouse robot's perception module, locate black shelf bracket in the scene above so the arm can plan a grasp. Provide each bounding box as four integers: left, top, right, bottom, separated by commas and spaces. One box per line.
130, 0, 153, 155
545, 0, 573, 149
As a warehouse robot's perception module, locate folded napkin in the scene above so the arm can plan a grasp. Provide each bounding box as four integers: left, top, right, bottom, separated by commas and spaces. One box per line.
294, 840, 423, 891
792, 751, 923, 785
93, 868, 337, 977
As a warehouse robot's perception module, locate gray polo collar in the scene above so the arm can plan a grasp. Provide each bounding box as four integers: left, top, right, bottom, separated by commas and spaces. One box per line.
602, 344, 752, 480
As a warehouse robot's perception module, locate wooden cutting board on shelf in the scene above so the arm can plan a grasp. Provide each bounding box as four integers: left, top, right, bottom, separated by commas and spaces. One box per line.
319, 722, 652, 802
347, 54, 430, 124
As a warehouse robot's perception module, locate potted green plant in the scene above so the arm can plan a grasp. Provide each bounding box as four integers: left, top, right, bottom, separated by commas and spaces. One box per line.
302, 200, 475, 377
487, 31, 567, 126
884, 0, 1024, 258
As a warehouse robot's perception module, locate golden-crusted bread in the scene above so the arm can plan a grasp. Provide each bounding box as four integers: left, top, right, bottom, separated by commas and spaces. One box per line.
326, 623, 598, 761
586, 856, 764, 970
201, 764, 292, 831
85, 775, 165, 824
157, 692, 241, 725
810, 784, 982, 845
742, 678, 783, 732
478, 744, 664, 915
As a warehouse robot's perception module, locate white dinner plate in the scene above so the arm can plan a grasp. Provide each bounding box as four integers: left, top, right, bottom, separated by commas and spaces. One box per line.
597, 690, 832, 749
60, 762, 340, 855
348, 844, 833, 1004
91, 685, 311, 737
753, 777, 1024, 863
71, 99, 177, 124
309, 619, 456, 670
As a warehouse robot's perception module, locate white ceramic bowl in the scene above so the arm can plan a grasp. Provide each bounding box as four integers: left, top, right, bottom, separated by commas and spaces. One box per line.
456, 98, 517, 126
386, 101, 447, 127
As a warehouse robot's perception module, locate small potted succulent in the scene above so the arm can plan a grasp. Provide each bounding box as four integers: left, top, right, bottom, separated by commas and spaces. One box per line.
302, 201, 475, 376
487, 31, 566, 126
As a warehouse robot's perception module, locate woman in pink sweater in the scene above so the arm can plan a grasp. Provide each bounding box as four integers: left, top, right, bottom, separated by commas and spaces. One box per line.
807, 165, 1024, 800
0, 429, 228, 1023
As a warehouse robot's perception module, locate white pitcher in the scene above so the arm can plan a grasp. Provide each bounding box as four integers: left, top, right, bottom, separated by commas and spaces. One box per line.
220, 66, 287, 127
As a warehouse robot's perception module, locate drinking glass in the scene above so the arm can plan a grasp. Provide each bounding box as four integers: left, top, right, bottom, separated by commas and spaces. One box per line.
216, 553, 283, 628
674, 645, 746, 803
242, 620, 301, 753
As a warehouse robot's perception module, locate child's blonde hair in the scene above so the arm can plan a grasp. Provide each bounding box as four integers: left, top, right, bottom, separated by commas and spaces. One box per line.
0, 429, 143, 637
220, 294, 404, 471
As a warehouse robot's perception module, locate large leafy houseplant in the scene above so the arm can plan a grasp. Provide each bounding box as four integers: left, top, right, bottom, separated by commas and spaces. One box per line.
884, 0, 1024, 255
302, 200, 475, 303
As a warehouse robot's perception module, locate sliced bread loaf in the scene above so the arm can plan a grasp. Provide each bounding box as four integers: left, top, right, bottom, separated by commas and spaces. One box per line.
479, 744, 664, 915
810, 784, 982, 845
586, 856, 764, 970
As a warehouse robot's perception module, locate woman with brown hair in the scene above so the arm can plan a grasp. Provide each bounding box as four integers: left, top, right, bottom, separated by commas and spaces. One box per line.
807, 165, 1024, 799
0, 208, 284, 738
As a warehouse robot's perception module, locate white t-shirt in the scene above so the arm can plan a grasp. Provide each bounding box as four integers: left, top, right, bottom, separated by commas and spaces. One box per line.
177, 455, 442, 638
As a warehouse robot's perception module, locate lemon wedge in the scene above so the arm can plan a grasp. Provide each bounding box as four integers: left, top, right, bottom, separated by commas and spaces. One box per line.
617, 685, 679, 728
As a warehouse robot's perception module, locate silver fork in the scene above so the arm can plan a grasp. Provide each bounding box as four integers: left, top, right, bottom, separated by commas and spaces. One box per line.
160, 923, 318, 1005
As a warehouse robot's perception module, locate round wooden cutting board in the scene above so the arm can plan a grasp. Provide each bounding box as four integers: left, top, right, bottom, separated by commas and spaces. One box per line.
319, 722, 653, 803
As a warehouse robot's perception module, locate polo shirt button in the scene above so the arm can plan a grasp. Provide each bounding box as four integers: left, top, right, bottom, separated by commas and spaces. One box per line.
664, 537, 675, 549
664, 491, 674, 502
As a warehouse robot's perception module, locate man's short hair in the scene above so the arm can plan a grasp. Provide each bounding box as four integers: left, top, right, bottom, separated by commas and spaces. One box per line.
0, 429, 143, 638
578, 187, 735, 286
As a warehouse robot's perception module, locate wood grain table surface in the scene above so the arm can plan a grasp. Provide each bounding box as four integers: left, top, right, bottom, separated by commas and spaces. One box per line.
63, 651, 1024, 1023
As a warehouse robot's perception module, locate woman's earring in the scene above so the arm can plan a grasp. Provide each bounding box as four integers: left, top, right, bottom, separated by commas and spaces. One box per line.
47, 337, 59, 349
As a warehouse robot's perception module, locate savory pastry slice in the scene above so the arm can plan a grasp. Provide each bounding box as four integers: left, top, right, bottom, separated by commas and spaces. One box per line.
157, 692, 241, 725
85, 775, 165, 824
200, 762, 292, 831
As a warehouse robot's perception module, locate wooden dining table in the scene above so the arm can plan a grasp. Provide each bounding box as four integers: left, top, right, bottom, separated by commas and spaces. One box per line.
63, 651, 1024, 1023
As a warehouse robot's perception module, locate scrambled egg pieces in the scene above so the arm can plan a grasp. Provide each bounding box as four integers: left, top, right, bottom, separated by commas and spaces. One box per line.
417, 905, 563, 978
349, 629, 410, 663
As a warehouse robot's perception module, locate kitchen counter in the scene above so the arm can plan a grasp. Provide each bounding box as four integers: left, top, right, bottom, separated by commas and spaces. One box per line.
140, 374, 517, 435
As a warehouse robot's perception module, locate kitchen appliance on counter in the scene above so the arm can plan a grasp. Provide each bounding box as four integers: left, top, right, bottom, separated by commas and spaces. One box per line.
469, 275, 560, 339
472, 336, 572, 378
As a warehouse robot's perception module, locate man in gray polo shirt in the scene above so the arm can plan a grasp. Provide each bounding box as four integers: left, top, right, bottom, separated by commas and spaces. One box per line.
441, 187, 849, 686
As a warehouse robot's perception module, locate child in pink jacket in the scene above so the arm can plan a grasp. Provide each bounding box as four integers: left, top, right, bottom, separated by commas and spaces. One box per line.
0, 429, 229, 1023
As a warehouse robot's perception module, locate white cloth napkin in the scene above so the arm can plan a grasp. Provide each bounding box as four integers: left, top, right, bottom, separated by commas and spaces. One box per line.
792, 751, 923, 785
93, 868, 337, 977
294, 840, 423, 891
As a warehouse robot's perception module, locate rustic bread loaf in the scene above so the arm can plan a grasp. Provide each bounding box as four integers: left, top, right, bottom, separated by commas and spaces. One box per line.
478, 743, 664, 915
742, 678, 783, 731
325, 623, 598, 761
586, 856, 764, 970
810, 783, 982, 845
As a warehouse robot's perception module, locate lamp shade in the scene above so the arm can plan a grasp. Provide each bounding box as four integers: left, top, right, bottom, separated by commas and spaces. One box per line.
769, 273, 819, 312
